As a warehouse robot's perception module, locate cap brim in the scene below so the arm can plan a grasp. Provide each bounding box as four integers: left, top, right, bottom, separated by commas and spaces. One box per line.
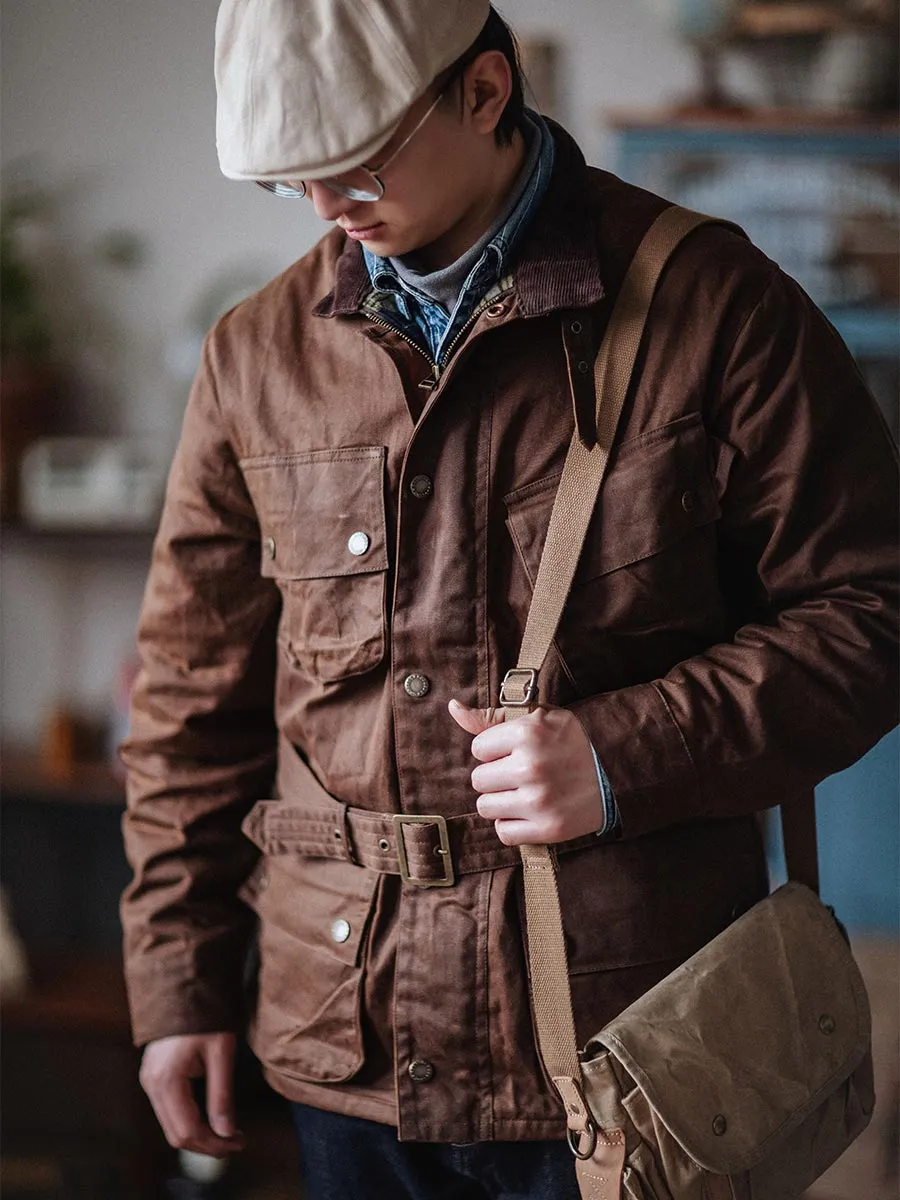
219, 113, 404, 183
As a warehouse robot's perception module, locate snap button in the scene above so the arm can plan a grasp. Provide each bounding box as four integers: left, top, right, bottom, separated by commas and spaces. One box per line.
576, 360, 590, 374
409, 474, 433, 499
570, 320, 583, 335
404, 673, 431, 699
681, 490, 696, 513
485, 303, 506, 319
819, 1014, 836, 1035
408, 1059, 435, 1083
265, 536, 276, 560
347, 531, 370, 556
331, 918, 351, 944
712, 1114, 727, 1136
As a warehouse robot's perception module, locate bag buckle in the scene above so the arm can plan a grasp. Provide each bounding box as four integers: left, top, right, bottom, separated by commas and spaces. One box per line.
392, 814, 455, 888
499, 667, 538, 707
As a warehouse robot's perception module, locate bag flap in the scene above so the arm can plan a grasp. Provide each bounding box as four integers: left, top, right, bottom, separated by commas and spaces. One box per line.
595, 882, 871, 1174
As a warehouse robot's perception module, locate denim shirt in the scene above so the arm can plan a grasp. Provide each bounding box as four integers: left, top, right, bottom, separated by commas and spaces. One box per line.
362, 108, 553, 366
361, 112, 619, 835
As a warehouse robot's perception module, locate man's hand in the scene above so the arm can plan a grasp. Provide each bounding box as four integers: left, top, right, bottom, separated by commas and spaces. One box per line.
448, 699, 605, 845
139, 1032, 246, 1158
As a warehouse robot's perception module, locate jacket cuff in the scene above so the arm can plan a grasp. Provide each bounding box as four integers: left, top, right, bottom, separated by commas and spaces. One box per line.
572, 681, 704, 839
124, 949, 249, 1048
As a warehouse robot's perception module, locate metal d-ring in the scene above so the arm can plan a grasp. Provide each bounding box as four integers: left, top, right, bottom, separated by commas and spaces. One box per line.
567, 1118, 598, 1161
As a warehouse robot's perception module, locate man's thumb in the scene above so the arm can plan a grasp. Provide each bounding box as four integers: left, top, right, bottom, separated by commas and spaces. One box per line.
448, 698, 507, 736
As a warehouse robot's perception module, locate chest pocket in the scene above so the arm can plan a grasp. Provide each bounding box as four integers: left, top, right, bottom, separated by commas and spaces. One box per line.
504, 414, 722, 684
241, 447, 388, 682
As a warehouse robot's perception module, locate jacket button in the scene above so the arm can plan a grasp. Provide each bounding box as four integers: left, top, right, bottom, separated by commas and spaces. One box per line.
409, 474, 433, 499
404, 673, 431, 699
819, 1013, 836, 1035
331, 919, 351, 944
408, 1059, 435, 1083
265, 536, 276, 560
681, 490, 696, 513
712, 1114, 727, 1136
347, 531, 370, 556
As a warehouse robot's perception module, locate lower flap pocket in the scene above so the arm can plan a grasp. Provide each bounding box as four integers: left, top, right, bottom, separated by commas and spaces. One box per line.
246, 853, 379, 1083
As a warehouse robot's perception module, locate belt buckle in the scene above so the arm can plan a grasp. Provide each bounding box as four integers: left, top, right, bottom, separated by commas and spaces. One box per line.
499, 667, 538, 707
392, 814, 455, 888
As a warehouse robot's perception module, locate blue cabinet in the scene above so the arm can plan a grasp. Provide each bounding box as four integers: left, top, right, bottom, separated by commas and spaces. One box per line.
611, 113, 899, 932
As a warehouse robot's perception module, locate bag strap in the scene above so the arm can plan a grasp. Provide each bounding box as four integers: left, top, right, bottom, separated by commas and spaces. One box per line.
500, 205, 820, 1178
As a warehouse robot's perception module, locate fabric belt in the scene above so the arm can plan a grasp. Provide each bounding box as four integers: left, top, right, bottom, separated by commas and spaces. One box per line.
241, 736, 603, 887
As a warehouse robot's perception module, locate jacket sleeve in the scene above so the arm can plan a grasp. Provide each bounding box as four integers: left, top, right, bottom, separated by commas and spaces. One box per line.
119, 333, 279, 1047
572, 268, 899, 839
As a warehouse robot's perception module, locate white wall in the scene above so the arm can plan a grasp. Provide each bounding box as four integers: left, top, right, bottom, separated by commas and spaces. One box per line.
1, 1, 691, 744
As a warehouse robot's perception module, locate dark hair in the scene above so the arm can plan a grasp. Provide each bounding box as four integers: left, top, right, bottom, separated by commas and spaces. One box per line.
444, 6, 526, 147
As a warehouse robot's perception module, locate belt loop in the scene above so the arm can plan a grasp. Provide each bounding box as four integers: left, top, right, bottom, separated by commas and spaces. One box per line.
340, 803, 359, 866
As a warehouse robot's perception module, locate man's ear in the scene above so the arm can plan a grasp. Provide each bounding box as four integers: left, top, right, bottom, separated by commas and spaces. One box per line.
461, 50, 512, 132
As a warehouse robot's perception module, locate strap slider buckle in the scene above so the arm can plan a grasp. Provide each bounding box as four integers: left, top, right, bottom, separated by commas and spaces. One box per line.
499, 667, 538, 708
392, 814, 455, 888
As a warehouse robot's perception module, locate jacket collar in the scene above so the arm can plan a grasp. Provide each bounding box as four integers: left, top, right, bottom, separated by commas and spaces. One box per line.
313, 120, 605, 320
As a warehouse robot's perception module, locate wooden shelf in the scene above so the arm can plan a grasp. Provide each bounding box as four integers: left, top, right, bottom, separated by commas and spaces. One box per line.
606, 108, 900, 135
0, 521, 156, 559
2, 953, 131, 1036
1, 746, 125, 807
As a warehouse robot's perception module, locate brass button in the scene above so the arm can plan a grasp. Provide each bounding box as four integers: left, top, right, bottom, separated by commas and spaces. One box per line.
404, 673, 431, 699
265, 536, 276, 560
409, 474, 433, 499
331, 919, 351, 944
819, 1014, 836, 1035
712, 1114, 727, 1137
348, 531, 370, 556
681, 490, 696, 513
408, 1059, 435, 1083
485, 303, 506, 319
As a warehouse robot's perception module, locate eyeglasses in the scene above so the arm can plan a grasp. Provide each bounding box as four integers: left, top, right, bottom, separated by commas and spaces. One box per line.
256, 88, 446, 203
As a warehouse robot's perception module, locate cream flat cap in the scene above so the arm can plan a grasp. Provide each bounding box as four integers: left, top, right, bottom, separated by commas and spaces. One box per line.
215, 0, 491, 182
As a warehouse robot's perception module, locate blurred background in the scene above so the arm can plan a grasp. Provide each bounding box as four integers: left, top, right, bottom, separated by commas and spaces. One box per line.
1, 1, 897, 1197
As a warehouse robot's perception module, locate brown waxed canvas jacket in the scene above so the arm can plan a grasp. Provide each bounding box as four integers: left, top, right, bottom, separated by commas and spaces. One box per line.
120, 123, 899, 1144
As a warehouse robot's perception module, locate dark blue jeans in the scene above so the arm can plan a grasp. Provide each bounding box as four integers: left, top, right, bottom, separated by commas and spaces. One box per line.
290, 1103, 581, 1200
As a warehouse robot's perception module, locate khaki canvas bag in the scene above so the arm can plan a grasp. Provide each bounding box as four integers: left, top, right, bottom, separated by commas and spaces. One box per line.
500, 206, 875, 1200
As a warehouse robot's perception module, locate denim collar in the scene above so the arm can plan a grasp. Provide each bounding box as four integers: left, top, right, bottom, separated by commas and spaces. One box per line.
358, 109, 556, 363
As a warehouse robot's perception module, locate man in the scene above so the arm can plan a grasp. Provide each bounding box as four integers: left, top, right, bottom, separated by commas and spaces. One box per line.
121, 2, 899, 1197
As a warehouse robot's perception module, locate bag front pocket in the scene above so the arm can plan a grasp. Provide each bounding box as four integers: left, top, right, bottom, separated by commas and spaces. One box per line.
241, 849, 379, 1084
241, 447, 388, 682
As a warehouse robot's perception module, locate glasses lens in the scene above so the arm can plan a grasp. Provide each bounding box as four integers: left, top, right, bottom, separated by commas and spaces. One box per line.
322, 169, 384, 203
256, 180, 307, 198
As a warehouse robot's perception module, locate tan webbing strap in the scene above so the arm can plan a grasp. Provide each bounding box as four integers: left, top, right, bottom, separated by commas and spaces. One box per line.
501, 206, 719, 707
503, 207, 758, 1196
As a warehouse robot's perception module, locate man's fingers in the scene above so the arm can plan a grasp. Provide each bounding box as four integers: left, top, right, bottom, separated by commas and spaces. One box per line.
493, 819, 536, 847
448, 699, 507, 738
205, 1036, 239, 1140
475, 790, 521, 820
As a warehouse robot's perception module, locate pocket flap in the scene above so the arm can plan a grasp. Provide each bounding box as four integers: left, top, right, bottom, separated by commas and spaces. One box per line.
241, 447, 388, 579
593, 883, 871, 1174
504, 414, 719, 586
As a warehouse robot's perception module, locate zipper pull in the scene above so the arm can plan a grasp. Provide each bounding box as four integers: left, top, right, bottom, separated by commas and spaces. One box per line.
418, 373, 438, 391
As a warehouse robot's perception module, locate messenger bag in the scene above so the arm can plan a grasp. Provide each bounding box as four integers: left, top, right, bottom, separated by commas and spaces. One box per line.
499, 205, 875, 1200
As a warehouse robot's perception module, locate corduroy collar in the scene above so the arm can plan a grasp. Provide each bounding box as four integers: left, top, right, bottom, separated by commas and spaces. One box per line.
313, 119, 605, 320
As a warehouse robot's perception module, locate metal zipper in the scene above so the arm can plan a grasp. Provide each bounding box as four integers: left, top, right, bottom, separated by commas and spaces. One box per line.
364, 287, 513, 391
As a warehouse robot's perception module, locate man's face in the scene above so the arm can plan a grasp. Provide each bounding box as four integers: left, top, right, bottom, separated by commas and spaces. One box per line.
293, 56, 521, 270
